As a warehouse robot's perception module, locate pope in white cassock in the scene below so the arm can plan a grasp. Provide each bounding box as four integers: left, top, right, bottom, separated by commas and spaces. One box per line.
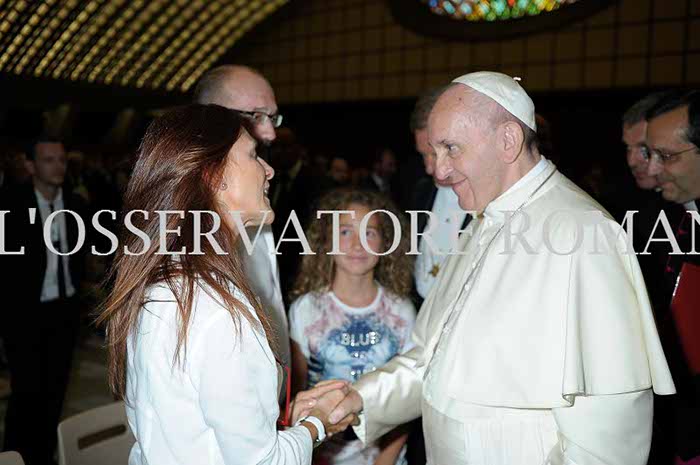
324, 71, 677, 465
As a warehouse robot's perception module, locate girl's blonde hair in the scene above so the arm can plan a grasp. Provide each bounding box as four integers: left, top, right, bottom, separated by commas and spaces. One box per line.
291, 188, 413, 300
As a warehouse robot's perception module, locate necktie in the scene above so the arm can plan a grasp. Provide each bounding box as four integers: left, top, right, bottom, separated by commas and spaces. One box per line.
49, 202, 66, 300
664, 209, 690, 293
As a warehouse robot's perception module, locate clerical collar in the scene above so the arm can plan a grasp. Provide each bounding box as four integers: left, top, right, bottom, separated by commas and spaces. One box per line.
504, 156, 548, 195
482, 157, 553, 220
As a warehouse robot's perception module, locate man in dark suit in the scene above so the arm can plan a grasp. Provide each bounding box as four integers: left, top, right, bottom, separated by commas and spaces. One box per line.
620, 93, 673, 310
360, 148, 398, 200
0, 137, 86, 465
641, 90, 700, 465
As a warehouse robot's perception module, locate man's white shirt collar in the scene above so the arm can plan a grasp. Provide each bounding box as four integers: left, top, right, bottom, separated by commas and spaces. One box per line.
371, 173, 385, 191
34, 186, 64, 208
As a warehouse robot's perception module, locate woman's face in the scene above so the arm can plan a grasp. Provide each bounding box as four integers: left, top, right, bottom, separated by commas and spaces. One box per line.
216, 129, 275, 227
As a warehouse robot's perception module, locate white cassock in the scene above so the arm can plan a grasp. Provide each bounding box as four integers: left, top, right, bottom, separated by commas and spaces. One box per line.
352, 158, 676, 465
241, 224, 290, 366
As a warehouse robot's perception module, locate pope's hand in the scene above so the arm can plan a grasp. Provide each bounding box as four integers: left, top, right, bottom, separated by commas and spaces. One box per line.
291, 379, 348, 425
311, 387, 360, 436
328, 387, 363, 426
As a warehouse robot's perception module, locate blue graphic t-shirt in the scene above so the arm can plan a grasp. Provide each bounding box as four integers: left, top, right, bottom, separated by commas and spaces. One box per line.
289, 286, 416, 465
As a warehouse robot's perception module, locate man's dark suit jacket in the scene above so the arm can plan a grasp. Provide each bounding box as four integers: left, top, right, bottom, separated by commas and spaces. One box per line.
0, 182, 87, 326
358, 173, 402, 207
636, 197, 700, 461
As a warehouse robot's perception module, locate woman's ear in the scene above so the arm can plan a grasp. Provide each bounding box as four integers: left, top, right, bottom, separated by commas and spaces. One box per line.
202, 167, 222, 194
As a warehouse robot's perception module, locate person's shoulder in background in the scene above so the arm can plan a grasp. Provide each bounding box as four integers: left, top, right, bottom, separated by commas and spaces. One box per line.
410, 176, 436, 212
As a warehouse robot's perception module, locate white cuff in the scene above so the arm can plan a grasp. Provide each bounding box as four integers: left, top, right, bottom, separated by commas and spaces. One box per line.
295, 415, 326, 444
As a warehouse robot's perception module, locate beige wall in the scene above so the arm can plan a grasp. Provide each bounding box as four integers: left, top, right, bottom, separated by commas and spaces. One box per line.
230, 0, 700, 104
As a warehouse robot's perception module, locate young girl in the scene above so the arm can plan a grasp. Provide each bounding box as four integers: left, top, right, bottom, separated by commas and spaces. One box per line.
289, 189, 416, 465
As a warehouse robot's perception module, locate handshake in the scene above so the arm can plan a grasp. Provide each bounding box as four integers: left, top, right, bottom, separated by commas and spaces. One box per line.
290, 380, 364, 440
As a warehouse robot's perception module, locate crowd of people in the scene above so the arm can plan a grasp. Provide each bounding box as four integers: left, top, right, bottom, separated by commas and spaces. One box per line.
0, 64, 697, 465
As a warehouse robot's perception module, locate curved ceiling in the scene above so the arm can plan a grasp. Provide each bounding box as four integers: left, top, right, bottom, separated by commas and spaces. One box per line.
0, 0, 288, 93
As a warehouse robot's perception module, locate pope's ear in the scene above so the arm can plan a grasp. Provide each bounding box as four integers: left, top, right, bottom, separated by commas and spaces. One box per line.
499, 121, 525, 164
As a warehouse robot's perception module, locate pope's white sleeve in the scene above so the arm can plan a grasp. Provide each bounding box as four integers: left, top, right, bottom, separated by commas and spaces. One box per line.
351, 280, 438, 445
399, 298, 418, 353
548, 390, 653, 465
352, 345, 425, 445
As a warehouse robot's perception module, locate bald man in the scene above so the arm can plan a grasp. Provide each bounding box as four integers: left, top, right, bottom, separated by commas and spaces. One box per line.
194, 65, 290, 367
324, 72, 675, 465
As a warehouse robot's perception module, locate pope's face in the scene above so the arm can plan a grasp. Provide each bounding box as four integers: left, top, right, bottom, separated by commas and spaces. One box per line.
428, 86, 503, 212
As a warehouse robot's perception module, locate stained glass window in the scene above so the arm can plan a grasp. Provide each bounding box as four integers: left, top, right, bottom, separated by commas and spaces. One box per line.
422, 0, 581, 22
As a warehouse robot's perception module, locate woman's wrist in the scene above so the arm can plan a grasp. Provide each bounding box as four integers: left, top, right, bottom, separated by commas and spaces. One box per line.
299, 420, 318, 442
297, 413, 326, 447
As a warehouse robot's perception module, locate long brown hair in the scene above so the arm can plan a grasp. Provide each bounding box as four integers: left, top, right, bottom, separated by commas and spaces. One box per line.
97, 104, 274, 398
291, 189, 413, 301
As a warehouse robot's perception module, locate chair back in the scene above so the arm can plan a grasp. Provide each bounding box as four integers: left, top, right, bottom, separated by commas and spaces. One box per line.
0, 451, 24, 465
57, 401, 135, 465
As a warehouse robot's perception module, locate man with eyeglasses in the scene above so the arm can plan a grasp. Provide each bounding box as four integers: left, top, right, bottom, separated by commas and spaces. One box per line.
646, 91, 700, 208
620, 93, 675, 309
622, 92, 669, 191
193, 65, 290, 373
644, 90, 700, 465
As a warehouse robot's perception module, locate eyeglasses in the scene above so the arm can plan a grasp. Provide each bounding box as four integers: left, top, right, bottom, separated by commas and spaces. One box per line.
237, 110, 283, 128
644, 146, 698, 164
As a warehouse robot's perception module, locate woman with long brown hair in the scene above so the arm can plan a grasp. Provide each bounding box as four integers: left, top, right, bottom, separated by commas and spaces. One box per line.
98, 104, 349, 465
